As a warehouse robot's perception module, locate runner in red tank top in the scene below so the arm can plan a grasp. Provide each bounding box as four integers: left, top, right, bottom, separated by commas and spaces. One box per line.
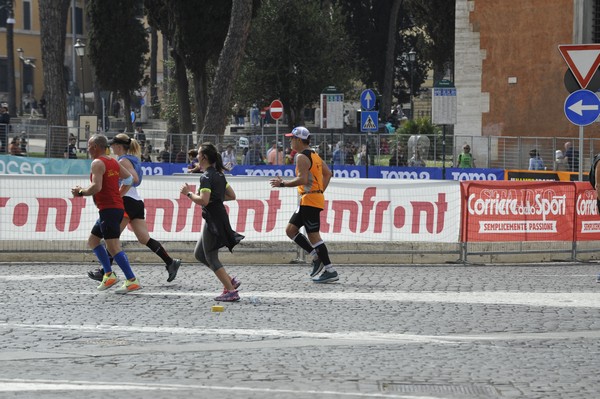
71, 134, 141, 294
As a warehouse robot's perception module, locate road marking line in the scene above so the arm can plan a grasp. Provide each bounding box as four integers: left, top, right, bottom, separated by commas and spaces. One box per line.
0, 378, 437, 398
36, 290, 600, 308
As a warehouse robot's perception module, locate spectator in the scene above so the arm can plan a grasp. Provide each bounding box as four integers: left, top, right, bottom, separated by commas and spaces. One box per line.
554, 150, 567, 171
356, 144, 368, 166
8, 136, 23, 156
39, 95, 47, 118
134, 126, 146, 151
267, 143, 284, 165
250, 103, 259, 127
159, 142, 173, 163
0, 105, 10, 153
187, 149, 201, 173
245, 143, 265, 165
64, 135, 78, 159
457, 144, 475, 168
141, 144, 153, 162
221, 144, 237, 169
564, 141, 579, 172
389, 143, 407, 166
344, 143, 356, 165
284, 147, 294, 165
266, 141, 277, 158
174, 146, 187, 163
19, 131, 27, 154
528, 149, 545, 170
332, 141, 345, 165
30, 97, 40, 117
112, 99, 121, 117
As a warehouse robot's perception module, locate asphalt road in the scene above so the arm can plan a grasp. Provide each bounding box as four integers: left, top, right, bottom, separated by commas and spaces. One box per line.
1, 261, 599, 399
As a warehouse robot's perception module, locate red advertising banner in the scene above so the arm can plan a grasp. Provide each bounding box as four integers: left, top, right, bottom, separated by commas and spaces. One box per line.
574, 182, 600, 241
461, 181, 576, 242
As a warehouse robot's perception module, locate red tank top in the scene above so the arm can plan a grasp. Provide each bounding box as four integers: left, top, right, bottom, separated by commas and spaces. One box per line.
92, 157, 124, 210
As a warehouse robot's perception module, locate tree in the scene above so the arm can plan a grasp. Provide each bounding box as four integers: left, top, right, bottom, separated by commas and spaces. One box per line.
87, 0, 148, 133
171, 1, 232, 136
381, 0, 403, 120
409, 0, 455, 82
201, 0, 254, 138
39, 0, 70, 157
235, 0, 357, 127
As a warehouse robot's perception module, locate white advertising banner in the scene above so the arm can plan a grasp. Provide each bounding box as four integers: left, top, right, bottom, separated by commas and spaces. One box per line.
0, 175, 461, 243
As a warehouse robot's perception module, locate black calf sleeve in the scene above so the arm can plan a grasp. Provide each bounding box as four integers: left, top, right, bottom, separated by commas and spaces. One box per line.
293, 233, 314, 254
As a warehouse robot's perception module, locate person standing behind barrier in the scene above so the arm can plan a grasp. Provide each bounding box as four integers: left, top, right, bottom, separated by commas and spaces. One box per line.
0, 105, 10, 153
457, 144, 475, 168
590, 152, 600, 283
71, 134, 141, 294
86, 133, 181, 283
221, 144, 237, 169
564, 142, 579, 172
180, 143, 244, 302
269, 126, 339, 283
528, 149, 545, 170
64, 135, 78, 159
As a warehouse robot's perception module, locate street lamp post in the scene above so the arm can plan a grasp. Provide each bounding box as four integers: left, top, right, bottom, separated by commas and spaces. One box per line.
16, 48, 23, 116
74, 39, 86, 115
408, 49, 416, 120
6, 6, 16, 117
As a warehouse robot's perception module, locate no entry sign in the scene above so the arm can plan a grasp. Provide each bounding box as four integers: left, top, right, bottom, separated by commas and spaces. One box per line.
270, 100, 283, 120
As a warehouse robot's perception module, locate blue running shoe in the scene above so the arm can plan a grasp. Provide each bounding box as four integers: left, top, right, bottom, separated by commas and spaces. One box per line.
312, 270, 339, 283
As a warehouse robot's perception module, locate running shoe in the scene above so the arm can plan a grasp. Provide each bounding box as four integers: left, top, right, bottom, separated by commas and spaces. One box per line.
97, 272, 118, 291
231, 276, 241, 290
215, 290, 240, 302
312, 270, 339, 283
309, 257, 323, 277
167, 259, 181, 282
88, 268, 104, 282
115, 277, 142, 294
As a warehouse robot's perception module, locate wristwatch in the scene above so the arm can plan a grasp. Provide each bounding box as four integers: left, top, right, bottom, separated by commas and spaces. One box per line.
78, 189, 84, 196
280, 181, 285, 187
186, 192, 192, 198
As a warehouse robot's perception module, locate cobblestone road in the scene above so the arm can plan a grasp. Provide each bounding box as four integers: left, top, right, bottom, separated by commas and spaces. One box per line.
0, 262, 599, 399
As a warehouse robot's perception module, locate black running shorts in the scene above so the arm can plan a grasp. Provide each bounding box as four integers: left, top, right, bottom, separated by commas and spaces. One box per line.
288, 205, 322, 233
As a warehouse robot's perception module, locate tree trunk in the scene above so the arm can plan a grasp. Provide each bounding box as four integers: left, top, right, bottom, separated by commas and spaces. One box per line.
39, 0, 70, 157
150, 27, 158, 118
381, 0, 403, 122
173, 50, 192, 152
201, 0, 253, 139
192, 62, 207, 143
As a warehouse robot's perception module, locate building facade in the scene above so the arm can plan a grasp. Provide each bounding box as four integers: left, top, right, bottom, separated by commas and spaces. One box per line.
455, 0, 600, 140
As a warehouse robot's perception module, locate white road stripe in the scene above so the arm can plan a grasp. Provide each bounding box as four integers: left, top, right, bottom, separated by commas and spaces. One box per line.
1, 323, 598, 344
0, 378, 437, 398
37, 290, 600, 308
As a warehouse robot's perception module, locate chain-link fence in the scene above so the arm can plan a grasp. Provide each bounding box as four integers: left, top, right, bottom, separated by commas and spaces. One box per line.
3, 120, 600, 171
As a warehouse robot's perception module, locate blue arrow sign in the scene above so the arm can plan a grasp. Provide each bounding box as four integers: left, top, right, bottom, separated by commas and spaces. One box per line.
360, 89, 376, 111
564, 89, 600, 126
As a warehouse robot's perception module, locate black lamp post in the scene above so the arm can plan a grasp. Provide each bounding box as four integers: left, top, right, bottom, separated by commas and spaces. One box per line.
408, 49, 416, 120
16, 47, 23, 116
6, 5, 16, 117
74, 39, 86, 114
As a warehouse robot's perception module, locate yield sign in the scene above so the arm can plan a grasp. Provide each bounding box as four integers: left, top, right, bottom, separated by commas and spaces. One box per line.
558, 44, 600, 89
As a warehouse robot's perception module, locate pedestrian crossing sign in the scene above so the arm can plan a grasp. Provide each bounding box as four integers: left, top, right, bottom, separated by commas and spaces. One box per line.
361, 111, 379, 132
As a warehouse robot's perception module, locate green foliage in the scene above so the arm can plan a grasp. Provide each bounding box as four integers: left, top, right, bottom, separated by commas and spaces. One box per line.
397, 117, 439, 136
235, 0, 358, 126
87, 0, 149, 95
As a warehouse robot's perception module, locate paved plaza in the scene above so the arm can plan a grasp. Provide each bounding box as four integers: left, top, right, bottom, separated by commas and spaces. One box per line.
0, 261, 599, 399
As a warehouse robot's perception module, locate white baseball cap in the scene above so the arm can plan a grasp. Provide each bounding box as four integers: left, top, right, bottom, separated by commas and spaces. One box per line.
285, 126, 310, 139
